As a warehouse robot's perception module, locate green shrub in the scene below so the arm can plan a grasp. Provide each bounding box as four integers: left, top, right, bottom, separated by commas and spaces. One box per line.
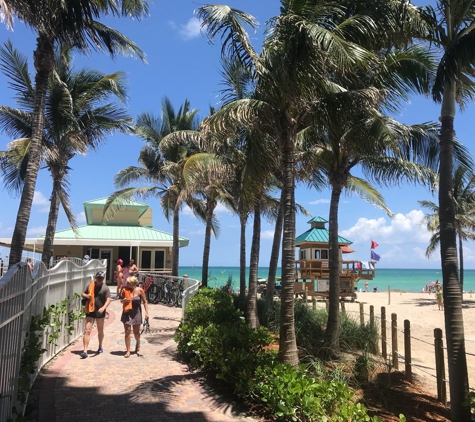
252, 361, 373, 421
339, 313, 378, 351
175, 287, 242, 355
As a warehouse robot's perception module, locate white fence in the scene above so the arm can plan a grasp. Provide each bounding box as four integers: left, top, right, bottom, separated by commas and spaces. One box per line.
0, 258, 106, 422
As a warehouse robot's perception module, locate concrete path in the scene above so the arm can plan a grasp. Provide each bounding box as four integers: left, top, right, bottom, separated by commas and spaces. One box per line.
37, 289, 256, 422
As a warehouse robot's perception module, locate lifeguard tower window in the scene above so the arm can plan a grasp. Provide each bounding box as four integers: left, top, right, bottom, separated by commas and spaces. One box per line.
321, 250, 328, 259
314, 249, 329, 259
300, 250, 307, 259
315, 250, 320, 259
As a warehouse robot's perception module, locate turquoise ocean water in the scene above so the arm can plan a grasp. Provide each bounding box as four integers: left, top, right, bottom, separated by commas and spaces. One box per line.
179, 266, 475, 293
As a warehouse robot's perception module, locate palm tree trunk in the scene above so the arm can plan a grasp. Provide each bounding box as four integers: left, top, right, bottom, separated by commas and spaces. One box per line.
324, 184, 343, 354
458, 230, 464, 292
41, 172, 61, 266
439, 83, 470, 421
277, 133, 298, 366
9, 36, 54, 266
265, 197, 283, 313
201, 201, 215, 287
172, 205, 179, 277
246, 203, 260, 328
239, 213, 247, 302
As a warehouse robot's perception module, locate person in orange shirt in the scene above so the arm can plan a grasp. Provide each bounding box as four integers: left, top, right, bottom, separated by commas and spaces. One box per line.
120, 276, 149, 358
80, 272, 111, 358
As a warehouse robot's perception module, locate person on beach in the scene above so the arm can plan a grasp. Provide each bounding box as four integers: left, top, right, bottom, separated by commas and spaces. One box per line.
80, 271, 111, 358
364, 280, 369, 292
435, 285, 444, 310
115, 259, 124, 297
120, 276, 149, 358
127, 259, 139, 277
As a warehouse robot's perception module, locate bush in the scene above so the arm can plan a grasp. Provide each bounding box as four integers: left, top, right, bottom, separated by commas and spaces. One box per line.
175, 287, 242, 355
252, 361, 373, 421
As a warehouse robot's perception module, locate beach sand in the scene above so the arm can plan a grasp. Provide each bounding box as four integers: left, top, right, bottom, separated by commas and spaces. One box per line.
310, 290, 475, 394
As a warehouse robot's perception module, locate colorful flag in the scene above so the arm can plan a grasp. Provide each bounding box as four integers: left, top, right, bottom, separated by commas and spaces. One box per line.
371, 240, 379, 249
371, 250, 380, 261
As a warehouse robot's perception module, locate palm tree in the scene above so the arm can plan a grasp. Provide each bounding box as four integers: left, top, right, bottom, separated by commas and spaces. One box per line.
196, 1, 383, 366
0, 43, 132, 266
6, 0, 148, 267
419, 167, 475, 290
104, 97, 201, 277
418, 2, 475, 416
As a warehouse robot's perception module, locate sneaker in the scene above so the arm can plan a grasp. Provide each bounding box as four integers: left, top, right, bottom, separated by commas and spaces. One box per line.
97, 348, 104, 353
80, 351, 88, 358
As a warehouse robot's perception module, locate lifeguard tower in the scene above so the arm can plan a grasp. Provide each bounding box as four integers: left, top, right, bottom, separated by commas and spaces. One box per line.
294, 216, 376, 300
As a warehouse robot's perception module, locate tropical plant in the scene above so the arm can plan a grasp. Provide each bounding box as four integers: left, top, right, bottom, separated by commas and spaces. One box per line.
418, 2, 475, 417
6, 0, 148, 267
0, 43, 131, 266
419, 166, 475, 290
103, 97, 202, 277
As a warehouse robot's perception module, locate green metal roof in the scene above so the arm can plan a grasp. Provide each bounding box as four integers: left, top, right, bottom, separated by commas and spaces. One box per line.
83, 197, 149, 224
38, 225, 189, 247
295, 227, 352, 245
308, 216, 328, 224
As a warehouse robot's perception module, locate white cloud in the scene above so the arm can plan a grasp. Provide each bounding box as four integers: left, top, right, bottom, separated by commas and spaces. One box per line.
340, 210, 430, 246
33, 191, 50, 212
168, 20, 177, 30
179, 17, 201, 40
27, 226, 46, 236
261, 230, 275, 240
76, 211, 86, 224
309, 198, 330, 205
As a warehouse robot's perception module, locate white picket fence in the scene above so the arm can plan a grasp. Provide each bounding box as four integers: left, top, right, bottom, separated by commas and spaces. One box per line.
0, 258, 106, 422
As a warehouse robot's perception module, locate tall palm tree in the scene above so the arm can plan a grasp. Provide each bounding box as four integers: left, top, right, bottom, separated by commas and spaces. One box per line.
196, 1, 380, 366
6, 0, 148, 267
0, 43, 131, 266
419, 167, 475, 290
418, 3, 475, 417
104, 97, 201, 277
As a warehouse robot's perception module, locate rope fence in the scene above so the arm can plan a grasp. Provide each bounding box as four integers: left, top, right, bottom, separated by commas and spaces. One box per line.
302, 295, 454, 406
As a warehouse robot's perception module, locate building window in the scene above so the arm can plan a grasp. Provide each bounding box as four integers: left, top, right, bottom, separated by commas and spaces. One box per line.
300, 250, 307, 260
321, 250, 329, 259
314, 250, 320, 259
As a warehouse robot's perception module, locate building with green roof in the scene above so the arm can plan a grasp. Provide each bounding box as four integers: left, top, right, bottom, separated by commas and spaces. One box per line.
0, 198, 189, 283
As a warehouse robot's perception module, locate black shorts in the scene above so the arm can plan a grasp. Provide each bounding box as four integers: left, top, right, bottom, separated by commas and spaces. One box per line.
86, 312, 106, 319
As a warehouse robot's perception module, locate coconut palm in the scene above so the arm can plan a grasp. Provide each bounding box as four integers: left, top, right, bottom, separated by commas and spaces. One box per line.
419, 167, 475, 290
6, 0, 148, 267
104, 97, 201, 277
0, 43, 131, 266
418, 2, 475, 416
196, 1, 384, 366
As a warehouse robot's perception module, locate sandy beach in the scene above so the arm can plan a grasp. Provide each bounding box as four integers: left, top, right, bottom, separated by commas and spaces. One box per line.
310, 291, 475, 394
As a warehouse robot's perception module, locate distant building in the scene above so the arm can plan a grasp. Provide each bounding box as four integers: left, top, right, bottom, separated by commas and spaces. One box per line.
0, 198, 189, 283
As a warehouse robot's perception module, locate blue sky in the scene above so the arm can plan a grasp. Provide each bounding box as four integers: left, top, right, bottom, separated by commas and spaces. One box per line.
0, 0, 474, 269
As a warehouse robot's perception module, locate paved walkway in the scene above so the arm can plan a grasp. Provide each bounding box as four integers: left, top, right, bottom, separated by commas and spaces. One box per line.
37, 289, 256, 422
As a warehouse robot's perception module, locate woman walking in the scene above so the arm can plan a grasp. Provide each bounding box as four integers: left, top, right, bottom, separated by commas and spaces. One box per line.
120, 276, 149, 357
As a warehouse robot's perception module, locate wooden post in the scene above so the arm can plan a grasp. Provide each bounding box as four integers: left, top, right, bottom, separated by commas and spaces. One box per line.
404, 320, 412, 383
388, 285, 391, 305
391, 313, 398, 370
370, 305, 377, 354
381, 306, 387, 359
340, 301, 346, 314
434, 328, 447, 405
304, 287, 308, 303
359, 302, 364, 326
312, 297, 316, 310
325, 299, 329, 310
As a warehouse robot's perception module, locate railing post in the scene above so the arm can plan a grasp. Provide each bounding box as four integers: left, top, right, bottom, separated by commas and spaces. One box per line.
391, 313, 398, 370
370, 305, 377, 354
381, 306, 387, 359
434, 328, 447, 405
325, 299, 329, 310
404, 319, 412, 383
304, 287, 308, 303
312, 297, 316, 310
340, 300, 346, 314
359, 302, 364, 326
